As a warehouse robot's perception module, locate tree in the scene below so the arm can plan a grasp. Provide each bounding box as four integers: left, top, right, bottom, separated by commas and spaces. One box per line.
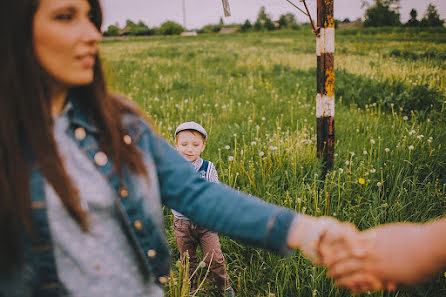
160, 21, 184, 35
264, 18, 276, 31
363, 0, 401, 27
240, 20, 252, 32
420, 3, 444, 27
103, 25, 120, 37
257, 6, 269, 22
253, 20, 263, 31
405, 9, 419, 27
128, 21, 153, 36
278, 13, 296, 29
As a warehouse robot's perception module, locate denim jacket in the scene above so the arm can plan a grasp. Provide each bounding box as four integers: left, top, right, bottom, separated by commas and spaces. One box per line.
0, 94, 297, 297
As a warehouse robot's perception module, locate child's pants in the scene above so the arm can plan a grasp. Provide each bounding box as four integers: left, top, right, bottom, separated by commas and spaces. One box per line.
173, 217, 231, 291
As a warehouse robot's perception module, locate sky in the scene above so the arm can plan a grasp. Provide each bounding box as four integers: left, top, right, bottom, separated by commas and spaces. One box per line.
101, 0, 446, 30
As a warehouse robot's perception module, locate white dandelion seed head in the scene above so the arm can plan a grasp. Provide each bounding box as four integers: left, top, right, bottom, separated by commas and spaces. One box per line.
154, 97, 160, 101
403, 116, 409, 121
370, 139, 375, 144
409, 145, 414, 150
377, 182, 382, 187
259, 151, 264, 156
228, 156, 234, 161
363, 150, 368, 155
261, 117, 266, 121
350, 152, 355, 156
251, 141, 256, 146
345, 160, 350, 165
256, 125, 260, 130
385, 148, 390, 153
224, 145, 230, 150
339, 168, 344, 173
199, 261, 206, 268
370, 168, 376, 173
409, 130, 416, 135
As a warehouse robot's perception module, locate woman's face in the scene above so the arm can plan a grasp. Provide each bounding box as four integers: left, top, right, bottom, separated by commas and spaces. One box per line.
33, 0, 101, 87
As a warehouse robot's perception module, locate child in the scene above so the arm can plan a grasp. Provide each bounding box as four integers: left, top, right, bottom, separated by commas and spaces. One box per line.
172, 122, 235, 297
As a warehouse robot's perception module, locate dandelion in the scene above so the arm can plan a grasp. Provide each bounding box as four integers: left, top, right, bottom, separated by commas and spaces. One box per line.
370, 168, 376, 173
334, 153, 338, 157
233, 133, 237, 137
214, 103, 219, 108
403, 116, 408, 121
345, 160, 350, 165
198, 261, 206, 268
224, 145, 230, 150
269, 146, 278, 151
428, 137, 433, 143
277, 127, 281, 130
409, 130, 416, 135
313, 289, 318, 296
261, 117, 266, 121
255, 125, 260, 130
363, 150, 368, 155
417, 135, 424, 139
240, 150, 244, 156
228, 156, 234, 161
259, 151, 264, 156
370, 139, 375, 144
359, 178, 365, 184
184, 99, 188, 103
339, 168, 344, 174
154, 97, 160, 101
350, 152, 355, 156
377, 182, 382, 187
385, 148, 390, 153
167, 127, 172, 131
297, 198, 302, 203
408, 145, 414, 151
251, 141, 256, 146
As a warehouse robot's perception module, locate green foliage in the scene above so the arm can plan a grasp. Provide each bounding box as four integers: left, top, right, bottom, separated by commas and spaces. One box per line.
264, 18, 276, 31
160, 21, 185, 35
363, 0, 401, 27
103, 25, 120, 37
240, 20, 252, 33
100, 29, 446, 297
420, 3, 444, 27
197, 24, 222, 34
128, 21, 153, 36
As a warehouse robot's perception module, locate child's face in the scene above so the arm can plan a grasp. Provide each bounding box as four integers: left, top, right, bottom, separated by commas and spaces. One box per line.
175, 131, 206, 162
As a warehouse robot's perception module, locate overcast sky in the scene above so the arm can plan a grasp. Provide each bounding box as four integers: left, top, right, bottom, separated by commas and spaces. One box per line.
101, 0, 446, 30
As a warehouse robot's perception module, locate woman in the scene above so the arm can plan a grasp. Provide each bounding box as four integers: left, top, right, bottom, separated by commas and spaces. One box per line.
0, 0, 351, 296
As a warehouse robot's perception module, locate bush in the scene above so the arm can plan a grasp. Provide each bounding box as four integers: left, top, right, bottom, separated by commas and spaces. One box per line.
103, 25, 120, 37
160, 21, 184, 35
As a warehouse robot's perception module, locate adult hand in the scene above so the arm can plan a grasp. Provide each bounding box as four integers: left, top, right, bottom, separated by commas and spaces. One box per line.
326, 222, 445, 292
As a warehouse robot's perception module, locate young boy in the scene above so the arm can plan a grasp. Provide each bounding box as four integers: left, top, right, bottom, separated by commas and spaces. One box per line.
172, 122, 235, 297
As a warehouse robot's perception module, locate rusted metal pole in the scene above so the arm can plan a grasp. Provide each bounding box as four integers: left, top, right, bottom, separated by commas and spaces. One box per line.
316, 0, 335, 174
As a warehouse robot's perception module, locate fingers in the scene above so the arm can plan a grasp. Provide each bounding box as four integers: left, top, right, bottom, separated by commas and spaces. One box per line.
335, 272, 384, 293
319, 222, 361, 266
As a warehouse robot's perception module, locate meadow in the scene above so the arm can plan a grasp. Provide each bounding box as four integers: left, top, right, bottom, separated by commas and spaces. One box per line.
100, 27, 446, 297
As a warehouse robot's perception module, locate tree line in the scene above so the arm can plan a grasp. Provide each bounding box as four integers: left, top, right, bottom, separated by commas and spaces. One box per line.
103, 1, 444, 37
362, 0, 443, 27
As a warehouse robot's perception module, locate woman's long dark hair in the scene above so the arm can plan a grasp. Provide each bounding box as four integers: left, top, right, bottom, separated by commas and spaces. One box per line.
0, 0, 147, 267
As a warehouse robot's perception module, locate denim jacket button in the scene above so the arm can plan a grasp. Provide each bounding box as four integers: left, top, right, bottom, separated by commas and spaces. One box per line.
147, 249, 157, 258
74, 127, 86, 140
133, 220, 143, 230
158, 276, 168, 284
123, 134, 132, 145
94, 152, 108, 166
119, 187, 129, 198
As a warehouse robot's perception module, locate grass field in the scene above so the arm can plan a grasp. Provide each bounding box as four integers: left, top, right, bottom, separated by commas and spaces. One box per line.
100, 27, 446, 297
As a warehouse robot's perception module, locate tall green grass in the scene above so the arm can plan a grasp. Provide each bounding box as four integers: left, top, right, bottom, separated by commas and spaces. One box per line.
101, 29, 446, 297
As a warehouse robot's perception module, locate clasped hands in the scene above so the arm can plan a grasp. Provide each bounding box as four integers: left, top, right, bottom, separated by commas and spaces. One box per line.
288, 215, 431, 293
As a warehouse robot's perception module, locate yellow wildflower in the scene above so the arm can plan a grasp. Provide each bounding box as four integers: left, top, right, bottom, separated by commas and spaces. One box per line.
359, 178, 365, 184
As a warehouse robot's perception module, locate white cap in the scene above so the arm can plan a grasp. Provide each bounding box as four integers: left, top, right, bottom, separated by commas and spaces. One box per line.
175, 122, 208, 141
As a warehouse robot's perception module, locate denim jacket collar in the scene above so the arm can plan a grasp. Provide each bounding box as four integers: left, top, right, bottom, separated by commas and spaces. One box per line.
66, 90, 98, 134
